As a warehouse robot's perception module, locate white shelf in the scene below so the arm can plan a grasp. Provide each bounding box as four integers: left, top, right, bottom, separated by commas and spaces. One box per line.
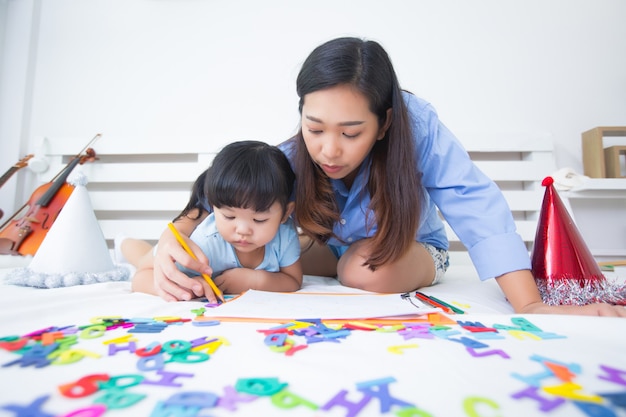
560, 178, 626, 260
563, 178, 626, 199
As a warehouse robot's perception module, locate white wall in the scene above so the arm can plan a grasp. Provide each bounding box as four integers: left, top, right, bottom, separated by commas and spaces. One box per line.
1, 0, 626, 216
0, 0, 41, 218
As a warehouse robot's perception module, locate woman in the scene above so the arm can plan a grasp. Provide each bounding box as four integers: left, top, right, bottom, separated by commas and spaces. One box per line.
149, 37, 625, 317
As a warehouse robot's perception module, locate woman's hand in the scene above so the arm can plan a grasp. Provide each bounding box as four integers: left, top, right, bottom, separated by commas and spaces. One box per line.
496, 269, 626, 317
518, 301, 626, 317
152, 215, 212, 301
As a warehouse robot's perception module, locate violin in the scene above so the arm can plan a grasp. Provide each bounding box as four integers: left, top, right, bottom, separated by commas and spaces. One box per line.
0, 155, 34, 219
0, 134, 100, 256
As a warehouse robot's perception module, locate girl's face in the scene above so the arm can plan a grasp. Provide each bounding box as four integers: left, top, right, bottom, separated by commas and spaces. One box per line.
301, 84, 390, 187
213, 201, 293, 254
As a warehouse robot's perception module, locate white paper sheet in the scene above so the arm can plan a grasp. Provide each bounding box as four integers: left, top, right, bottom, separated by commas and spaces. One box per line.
205, 290, 439, 319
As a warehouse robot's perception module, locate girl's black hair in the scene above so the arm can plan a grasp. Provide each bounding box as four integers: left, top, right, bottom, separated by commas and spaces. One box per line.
206, 140, 294, 213
175, 141, 294, 221
175, 167, 209, 221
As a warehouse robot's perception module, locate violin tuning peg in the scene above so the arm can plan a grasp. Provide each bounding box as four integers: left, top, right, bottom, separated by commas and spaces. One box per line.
27, 137, 50, 173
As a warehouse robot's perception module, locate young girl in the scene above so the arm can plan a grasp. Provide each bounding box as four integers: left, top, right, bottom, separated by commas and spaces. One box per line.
150, 38, 625, 317
127, 140, 302, 301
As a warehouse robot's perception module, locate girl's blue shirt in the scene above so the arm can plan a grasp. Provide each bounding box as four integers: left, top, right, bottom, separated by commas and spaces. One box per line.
177, 214, 300, 278
279, 92, 531, 281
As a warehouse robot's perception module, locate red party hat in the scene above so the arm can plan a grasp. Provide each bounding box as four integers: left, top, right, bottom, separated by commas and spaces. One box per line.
531, 176, 625, 305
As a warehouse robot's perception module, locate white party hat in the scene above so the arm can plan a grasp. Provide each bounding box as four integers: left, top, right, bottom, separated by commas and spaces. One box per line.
6, 172, 129, 288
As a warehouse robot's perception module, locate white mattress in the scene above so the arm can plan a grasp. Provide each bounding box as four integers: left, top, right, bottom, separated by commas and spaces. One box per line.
1, 263, 625, 417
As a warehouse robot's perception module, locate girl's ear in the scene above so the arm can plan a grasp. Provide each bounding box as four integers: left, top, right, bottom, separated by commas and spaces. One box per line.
377, 108, 393, 140
282, 202, 295, 223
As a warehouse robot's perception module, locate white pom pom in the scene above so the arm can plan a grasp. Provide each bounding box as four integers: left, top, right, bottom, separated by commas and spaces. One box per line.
67, 170, 89, 187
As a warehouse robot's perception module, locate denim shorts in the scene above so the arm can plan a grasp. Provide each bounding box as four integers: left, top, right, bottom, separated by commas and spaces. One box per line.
419, 242, 449, 285
328, 242, 449, 286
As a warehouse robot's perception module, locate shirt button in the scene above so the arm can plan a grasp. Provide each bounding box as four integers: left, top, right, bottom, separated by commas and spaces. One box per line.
347, 237, 353, 242
340, 218, 346, 225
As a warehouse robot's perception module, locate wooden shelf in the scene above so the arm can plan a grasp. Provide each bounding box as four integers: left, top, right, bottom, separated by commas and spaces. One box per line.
582, 126, 626, 178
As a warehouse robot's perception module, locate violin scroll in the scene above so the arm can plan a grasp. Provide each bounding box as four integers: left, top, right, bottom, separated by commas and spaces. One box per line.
79, 148, 98, 165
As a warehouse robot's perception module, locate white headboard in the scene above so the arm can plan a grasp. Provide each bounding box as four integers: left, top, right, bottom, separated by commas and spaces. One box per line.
34, 133, 556, 264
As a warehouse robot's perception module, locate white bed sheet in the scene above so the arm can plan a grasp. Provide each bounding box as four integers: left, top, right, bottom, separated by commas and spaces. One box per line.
1, 264, 625, 417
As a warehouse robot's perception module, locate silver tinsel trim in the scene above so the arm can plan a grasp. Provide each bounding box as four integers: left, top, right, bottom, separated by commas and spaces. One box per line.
536, 278, 626, 306
4, 266, 130, 289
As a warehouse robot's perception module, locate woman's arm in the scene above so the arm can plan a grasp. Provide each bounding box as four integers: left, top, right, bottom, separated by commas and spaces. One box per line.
496, 270, 626, 317
152, 211, 213, 302
214, 260, 303, 294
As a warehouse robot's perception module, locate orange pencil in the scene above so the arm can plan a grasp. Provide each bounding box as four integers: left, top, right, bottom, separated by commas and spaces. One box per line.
167, 222, 225, 303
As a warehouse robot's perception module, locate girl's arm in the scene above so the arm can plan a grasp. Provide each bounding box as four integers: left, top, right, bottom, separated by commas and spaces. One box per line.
153, 211, 214, 302
496, 270, 626, 317
213, 260, 303, 294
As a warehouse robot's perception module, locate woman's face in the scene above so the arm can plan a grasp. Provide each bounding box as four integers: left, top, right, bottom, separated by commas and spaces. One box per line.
301, 84, 389, 187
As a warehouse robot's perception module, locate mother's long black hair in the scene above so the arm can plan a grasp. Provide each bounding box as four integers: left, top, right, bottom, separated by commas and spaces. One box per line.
293, 37, 423, 270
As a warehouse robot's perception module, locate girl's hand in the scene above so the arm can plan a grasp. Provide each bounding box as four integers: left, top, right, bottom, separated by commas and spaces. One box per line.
153, 225, 212, 302
213, 262, 303, 294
